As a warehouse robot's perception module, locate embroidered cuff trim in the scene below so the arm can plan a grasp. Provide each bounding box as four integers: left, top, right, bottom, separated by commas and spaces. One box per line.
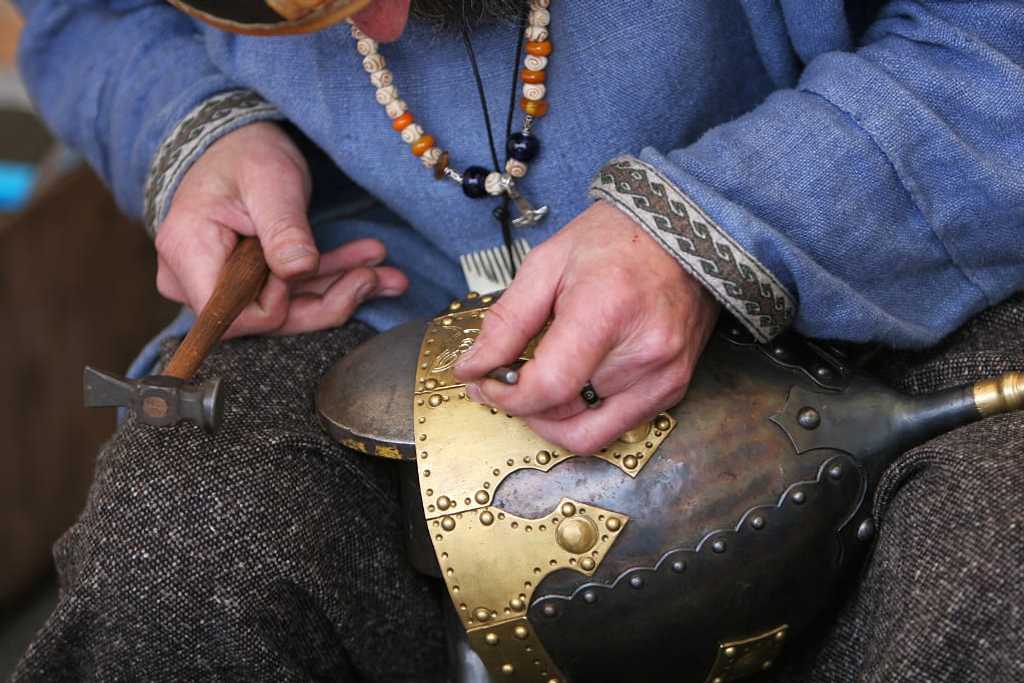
143, 90, 284, 236
590, 155, 795, 342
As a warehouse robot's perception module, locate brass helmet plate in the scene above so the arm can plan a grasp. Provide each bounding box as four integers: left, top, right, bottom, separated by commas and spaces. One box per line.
166, 0, 374, 35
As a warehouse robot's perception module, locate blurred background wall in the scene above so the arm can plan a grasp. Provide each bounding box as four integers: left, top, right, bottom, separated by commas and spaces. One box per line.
0, 0, 178, 673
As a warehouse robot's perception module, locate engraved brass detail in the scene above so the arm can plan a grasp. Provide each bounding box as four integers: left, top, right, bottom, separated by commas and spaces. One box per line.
415, 297, 648, 681
973, 372, 1024, 417
468, 618, 564, 683
704, 625, 788, 683
414, 307, 675, 520
374, 443, 402, 459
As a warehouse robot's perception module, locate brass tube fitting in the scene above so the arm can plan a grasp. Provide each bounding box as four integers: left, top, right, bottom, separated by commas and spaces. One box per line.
973, 372, 1024, 417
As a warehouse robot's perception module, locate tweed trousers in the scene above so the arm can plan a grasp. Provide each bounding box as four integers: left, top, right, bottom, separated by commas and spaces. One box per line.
14, 297, 1024, 682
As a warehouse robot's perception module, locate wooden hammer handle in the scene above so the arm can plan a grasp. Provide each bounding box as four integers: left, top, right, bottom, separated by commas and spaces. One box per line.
163, 236, 269, 380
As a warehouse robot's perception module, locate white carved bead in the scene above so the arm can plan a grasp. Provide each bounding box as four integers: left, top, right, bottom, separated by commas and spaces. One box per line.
356, 38, 378, 57
362, 54, 386, 73
530, 0, 550, 8
370, 69, 392, 88
351, 24, 366, 40
505, 159, 528, 178
375, 85, 399, 105
524, 26, 549, 42
485, 172, 505, 196
400, 123, 424, 144
420, 147, 443, 168
528, 8, 550, 26
523, 83, 546, 101
385, 99, 408, 119
524, 55, 548, 71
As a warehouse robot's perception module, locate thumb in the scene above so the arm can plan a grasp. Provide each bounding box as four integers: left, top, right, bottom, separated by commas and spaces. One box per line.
243, 154, 318, 281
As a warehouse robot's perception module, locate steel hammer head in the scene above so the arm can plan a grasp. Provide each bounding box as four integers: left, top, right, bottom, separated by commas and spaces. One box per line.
83, 367, 223, 432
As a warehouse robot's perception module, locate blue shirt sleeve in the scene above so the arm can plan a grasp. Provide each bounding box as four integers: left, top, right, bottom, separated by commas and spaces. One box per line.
14, 0, 243, 218
641, 0, 1024, 347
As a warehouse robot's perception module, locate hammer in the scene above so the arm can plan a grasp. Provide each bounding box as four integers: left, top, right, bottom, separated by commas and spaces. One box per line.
84, 236, 269, 432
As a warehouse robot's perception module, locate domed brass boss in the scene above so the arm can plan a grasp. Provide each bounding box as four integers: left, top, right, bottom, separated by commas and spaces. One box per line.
556, 516, 599, 555
167, 0, 375, 36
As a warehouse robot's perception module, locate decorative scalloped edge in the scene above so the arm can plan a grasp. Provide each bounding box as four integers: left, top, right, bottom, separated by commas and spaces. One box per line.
533, 451, 868, 607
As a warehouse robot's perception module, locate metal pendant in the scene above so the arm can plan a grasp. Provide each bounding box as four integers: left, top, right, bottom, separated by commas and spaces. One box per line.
500, 175, 548, 227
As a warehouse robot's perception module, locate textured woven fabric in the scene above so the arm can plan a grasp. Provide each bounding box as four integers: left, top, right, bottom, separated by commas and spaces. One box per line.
14, 297, 1024, 682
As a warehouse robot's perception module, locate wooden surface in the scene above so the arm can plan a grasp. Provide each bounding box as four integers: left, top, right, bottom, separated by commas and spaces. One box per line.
0, 166, 178, 604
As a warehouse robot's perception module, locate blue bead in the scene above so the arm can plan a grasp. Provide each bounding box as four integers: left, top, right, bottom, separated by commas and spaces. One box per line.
461, 166, 489, 199
507, 133, 540, 162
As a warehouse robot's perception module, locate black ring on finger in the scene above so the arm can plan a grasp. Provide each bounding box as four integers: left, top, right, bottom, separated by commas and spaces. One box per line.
580, 381, 601, 409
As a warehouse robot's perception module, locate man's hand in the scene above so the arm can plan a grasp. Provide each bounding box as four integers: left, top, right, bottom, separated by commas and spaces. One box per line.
453, 201, 719, 454
154, 122, 408, 338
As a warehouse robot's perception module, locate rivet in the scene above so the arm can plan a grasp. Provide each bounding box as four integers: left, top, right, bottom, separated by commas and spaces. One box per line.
441, 516, 456, 531
560, 502, 576, 517
654, 416, 672, 432
437, 496, 451, 511
622, 454, 639, 470
536, 450, 551, 465
671, 560, 686, 573
775, 630, 786, 642
479, 510, 495, 526
829, 464, 844, 480
619, 422, 651, 444
797, 407, 821, 430
449, 300, 463, 311
441, 317, 454, 326
474, 607, 491, 622
510, 597, 525, 611
712, 539, 727, 554
485, 632, 499, 645
542, 603, 558, 618
815, 365, 833, 380
629, 575, 644, 589
773, 345, 788, 358
507, 458, 515, 466
467, 291, 479, 299
713, 678, 723, 683
501, 663, 514, 675
792, 490, 806, 505
556, 516, 599, 555
474, 491, 489, 506
857, 517, 876, 541
751, 515, 766, 529
725, 646, 737, 658
426, 488, 433, 496
605, 517, 622, 532
424, 378, 439, 390
762, 660, 773, 670
514, 625, 529, 639
481, 295, 494, 304
580, 557, 596, 571
428, 394, 443, 407
582, 590, 597, 604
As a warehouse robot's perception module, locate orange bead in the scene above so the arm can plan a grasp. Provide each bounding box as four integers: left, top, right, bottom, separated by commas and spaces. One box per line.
391, 112, 414, 131
411, 134, 435, 157
520, 68, 546, 84
520, 97, 549, 117
526, 40, 552, 57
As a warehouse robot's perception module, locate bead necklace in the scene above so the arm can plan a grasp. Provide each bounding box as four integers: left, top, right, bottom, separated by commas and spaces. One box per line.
350, 0, 552, 227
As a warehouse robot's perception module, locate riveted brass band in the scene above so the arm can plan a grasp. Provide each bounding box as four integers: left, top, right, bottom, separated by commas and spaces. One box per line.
704, 625, 788, 683
415, 296, 651, 681
973, 371, 1024, 417
414, 304, 675, 521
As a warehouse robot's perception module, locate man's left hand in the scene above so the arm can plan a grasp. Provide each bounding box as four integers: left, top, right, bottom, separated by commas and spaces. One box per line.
453, 201, 720, 454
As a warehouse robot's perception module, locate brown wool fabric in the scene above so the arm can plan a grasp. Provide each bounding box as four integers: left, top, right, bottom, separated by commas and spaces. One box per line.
13, 298, 1024, 682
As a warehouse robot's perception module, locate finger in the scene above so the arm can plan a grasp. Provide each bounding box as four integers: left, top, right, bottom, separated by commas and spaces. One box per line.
223, 274, 290, 339
243, 158, 318, 281
453, 248, 562, 381
155, 253, 186, 303
524, 377, 685, 455
273, 266, 381, 336
313, 238, 388, 276
291, 264, 408, 298
156, 214, 238, 315
469, 297, 617, 416
525, 355, 652, 422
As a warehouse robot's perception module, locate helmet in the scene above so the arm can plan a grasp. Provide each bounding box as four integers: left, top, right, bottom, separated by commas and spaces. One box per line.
317, 292, 1017, 682
166, 0, 371, 35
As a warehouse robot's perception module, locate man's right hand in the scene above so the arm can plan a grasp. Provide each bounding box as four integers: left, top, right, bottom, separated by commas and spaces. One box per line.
154, 122, 408, 338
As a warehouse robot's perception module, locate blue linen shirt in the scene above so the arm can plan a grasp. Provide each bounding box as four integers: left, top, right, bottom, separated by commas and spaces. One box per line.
14, 0, 1024, 351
